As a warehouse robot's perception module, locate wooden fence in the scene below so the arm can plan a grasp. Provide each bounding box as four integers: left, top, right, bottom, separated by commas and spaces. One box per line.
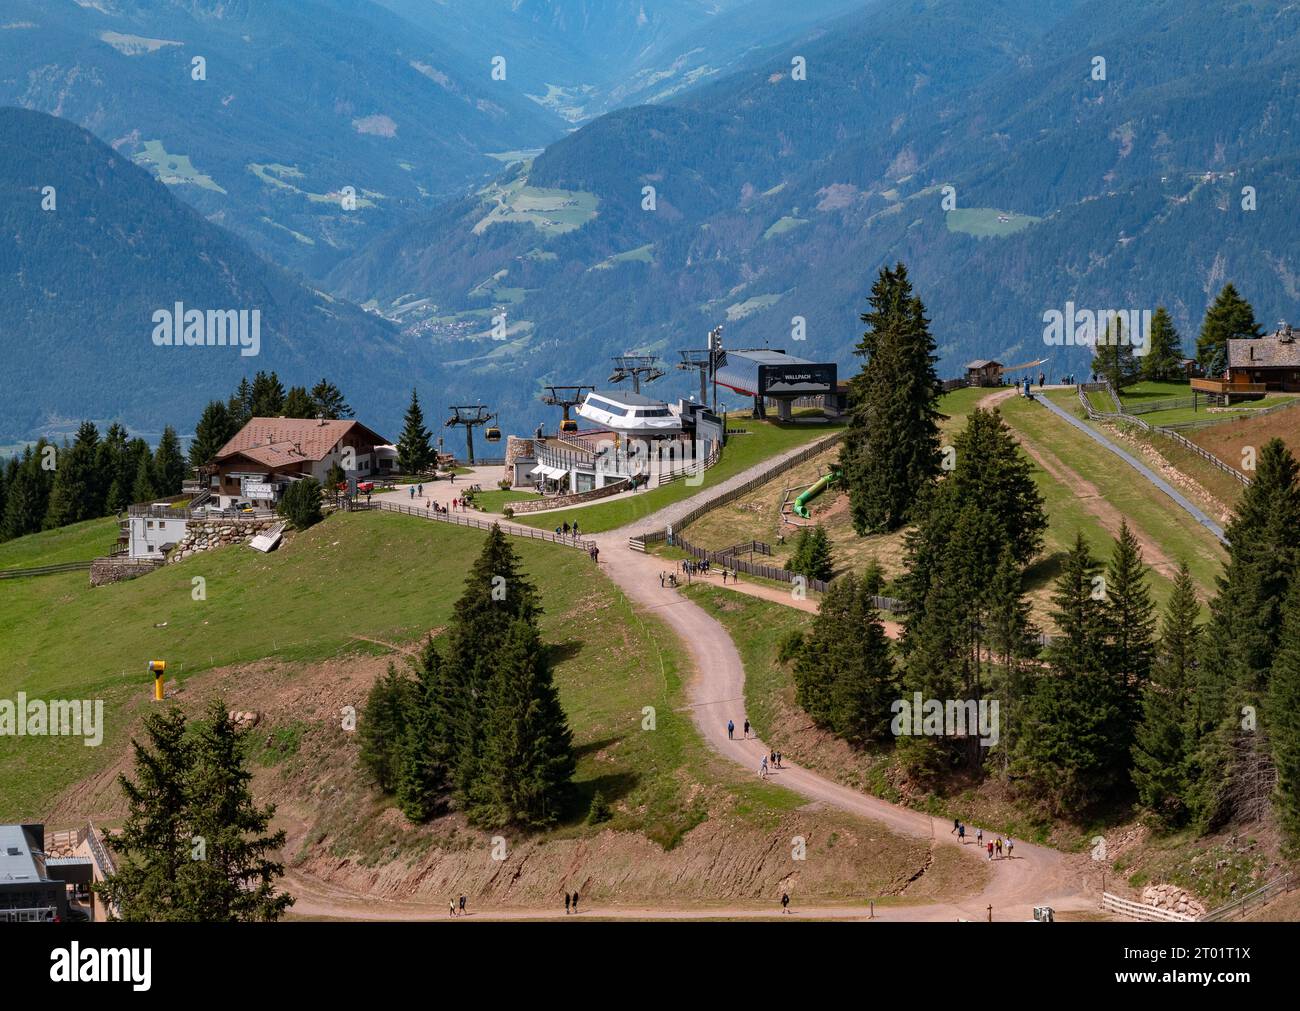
676, 535, 832, 593
1102, 892, 1198, 922
0, 560, 93, 580
372, 500, 596, 552
1075, 384, 1252, 486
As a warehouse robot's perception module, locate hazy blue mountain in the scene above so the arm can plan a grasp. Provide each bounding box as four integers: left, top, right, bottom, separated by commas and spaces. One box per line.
377, 0, 871, 121
330, 0, 1300, 433
0, 0, 565, 279
0, 107, 440, 446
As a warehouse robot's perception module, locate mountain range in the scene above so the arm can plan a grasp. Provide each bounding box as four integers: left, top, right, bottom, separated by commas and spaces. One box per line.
6, 0, 1300, 444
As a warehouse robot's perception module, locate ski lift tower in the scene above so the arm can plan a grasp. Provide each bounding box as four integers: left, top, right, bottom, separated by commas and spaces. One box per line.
445, 404, 498, 465
677, 325, 724, 411
608, 354, 666, 394
540, 384, 596, 435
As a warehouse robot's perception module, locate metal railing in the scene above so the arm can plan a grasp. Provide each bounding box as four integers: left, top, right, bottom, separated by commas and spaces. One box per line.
1199, 872, 1295, 921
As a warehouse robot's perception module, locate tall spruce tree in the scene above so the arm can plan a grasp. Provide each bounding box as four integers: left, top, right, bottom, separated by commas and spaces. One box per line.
283, 385, 316, 419
397, 388, 435, 475
97, 708, 195, 920
840, 263, 941, 533
1092, 315, 1139, 389
445, 525, 541, 804
189, 400, 237, 470
358, 663, 414, 793
396, 638, 454, 822
310, 379, 354, 420
249, 370, 286, 417
185, 699, 292, 921
153, 426, 188, 496
1189, 438, 1300, 829
228, 376, 254, 429
44, 436, 97, 528
1016, 534, 1120, 813
470, 618, 575, 828
1132, 562, 1200, 828
1267, 578, 1300, 855
985, 544, 1039, 775
1142, 307, 1184, 382
1103, 520, 1157, 744
1196, 283, 1262, 374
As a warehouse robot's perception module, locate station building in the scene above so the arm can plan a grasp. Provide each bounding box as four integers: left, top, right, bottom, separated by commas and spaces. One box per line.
712, 349, 837, 420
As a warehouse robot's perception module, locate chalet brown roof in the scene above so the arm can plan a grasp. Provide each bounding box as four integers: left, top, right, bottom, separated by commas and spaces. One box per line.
214, 417, 389, 465
1228, 325, 1300, 369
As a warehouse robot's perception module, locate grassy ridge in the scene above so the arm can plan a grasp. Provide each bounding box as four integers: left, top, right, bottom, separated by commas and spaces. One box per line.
0, 511, 805, 842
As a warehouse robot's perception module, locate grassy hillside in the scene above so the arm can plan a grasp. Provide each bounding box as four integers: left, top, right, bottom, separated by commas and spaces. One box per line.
0, 516, 118, 569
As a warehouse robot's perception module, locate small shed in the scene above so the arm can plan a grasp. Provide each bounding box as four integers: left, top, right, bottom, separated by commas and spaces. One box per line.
965, 360, 1004, 387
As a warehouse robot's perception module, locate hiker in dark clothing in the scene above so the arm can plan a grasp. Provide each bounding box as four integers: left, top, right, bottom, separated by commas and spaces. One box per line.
459, 895, 466, 914
572, 891, 580, 913
565, 892, 571, 914
743, 719, 750, 738
727, 719, 734, 739
952, 818, 960, 835
781, 893, 790, 914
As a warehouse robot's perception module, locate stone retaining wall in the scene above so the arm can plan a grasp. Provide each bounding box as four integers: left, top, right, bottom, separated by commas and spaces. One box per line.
90, 557, 164, 587
166, 518, 281, 563
510, 478, 631, 514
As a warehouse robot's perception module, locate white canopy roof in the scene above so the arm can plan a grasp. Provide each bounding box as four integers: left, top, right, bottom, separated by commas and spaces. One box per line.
531, 463, 569, 480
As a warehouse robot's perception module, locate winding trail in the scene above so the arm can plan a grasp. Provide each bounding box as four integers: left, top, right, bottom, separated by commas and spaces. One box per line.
291, 414, 1099, 921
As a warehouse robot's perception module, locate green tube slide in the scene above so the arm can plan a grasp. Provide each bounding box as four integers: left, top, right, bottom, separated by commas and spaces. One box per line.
793, 468, 842, 519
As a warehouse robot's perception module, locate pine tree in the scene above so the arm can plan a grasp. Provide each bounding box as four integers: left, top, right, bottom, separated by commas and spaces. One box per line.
1132, 562, 1200, 827
1092, 315, 1139, 389
784, 524, 833, 582
1189, 438, 1300, 829
249, 371, 286, 417
1142, 307, 1184, 382
397, 388, 434, 475
445, 525, 541, 803
396, 639, 454, 822
311, 379, 354, 420
861, 556, 886, 596
227, 377, 253, 429
470, 618, 575, 828
131, 452, 157, 504
1267, 578, 1300, 855
97, 708, 196, 920
153, 426, 188, 496
189, 400, 236, 470
1103, 520, 1157, 744
44, 437, 96, 528
185, 699, 292, 921
1015, 534, 1120, 813
283, 386, 316, 419
2, 449, 44, 540
277, 477, 322, 529
357, 663, 414, 793
985, 545, 1039, 774
1196, 282, 1262, 374
840, 263, 941, 533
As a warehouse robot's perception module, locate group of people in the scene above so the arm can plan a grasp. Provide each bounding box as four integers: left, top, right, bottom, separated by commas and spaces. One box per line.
758, 749, 784, 779
726, 718, 751, 740
659, 570, 679, 588
554, 520, 582, 537
951, 819, 1014, 860
674, 557, 738, 585
448, 894, 468, 916
563, 890, 581, 914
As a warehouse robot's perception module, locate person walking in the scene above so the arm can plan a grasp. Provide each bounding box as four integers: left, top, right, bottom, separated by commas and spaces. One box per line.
459, 895, 467, 915
958, 823, 966, 843
564, 892, 571, 914
781, 892, 790, 914
952, 818, 960, 835
759, 755, 768, 779
450, 472, 456, 485
573, 521, 580, 536
727, 719, 734, 740
743, 719, 750, 738
1006, 837, 1014, 859
721, 569, 727, 584
775, 751, 782, 769
449, 898, 456, 917
987, 840, 994, 861
418, 483, 423, 496
770, 749, 777, 768
976, 826, 983, 847
996, 838, 1003, 859
409, 485, 415, 499
572, 891, 580, 914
